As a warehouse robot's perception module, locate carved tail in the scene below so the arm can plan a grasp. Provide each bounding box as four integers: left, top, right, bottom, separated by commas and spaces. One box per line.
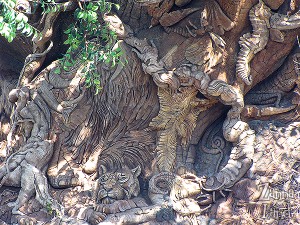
204, 129, 255, 190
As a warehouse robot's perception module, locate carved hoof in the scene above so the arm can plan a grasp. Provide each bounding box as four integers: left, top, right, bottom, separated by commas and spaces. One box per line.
83, 159, 98, 174
243, 76, 252, 86
12, 208, 25, 216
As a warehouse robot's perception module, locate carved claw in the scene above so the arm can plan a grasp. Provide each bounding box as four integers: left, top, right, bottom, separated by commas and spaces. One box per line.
185, 25, 197, 37
196, 193, 213, 206
16, 215, 38, 225
88, 211, 107, 225
94, 204, 105, 213
188, 20, 198, 30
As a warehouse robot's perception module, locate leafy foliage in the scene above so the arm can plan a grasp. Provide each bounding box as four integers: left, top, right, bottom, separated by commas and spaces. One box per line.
150, 88, 208, 171
0, 0, 122, 92
149, 87, 217, 171
62, 1, 122, 93
0, 0, 36, 42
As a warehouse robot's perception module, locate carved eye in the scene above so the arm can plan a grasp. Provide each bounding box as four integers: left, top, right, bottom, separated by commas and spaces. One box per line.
117, 173, 129, 182
99, 175, 108, 183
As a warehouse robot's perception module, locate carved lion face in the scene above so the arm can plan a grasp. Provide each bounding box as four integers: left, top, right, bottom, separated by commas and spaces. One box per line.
95, 165, 141, 204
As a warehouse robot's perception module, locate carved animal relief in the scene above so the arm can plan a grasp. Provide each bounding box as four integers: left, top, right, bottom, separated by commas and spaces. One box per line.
236, 0, 272, 85
0, 0, 300, 224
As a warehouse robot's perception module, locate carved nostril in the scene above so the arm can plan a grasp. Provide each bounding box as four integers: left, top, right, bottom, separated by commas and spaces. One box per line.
104, 186, 113, 191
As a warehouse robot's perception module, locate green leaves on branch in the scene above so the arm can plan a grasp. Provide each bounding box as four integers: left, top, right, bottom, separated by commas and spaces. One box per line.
0, 0, 37, 42
40, 0, 63, 14
0, 0, 122, 93
62, 1, 122, 93
0, 0, 65, 43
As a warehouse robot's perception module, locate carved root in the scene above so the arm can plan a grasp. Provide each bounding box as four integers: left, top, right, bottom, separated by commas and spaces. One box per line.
102, 205, 163, 224
16, 1, 77, 87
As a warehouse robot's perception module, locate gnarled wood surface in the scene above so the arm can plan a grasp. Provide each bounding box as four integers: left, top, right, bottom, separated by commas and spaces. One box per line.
0, 0, 300, 224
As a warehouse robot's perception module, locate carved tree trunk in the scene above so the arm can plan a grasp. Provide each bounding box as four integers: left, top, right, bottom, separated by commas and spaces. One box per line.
0, 0, 300, 224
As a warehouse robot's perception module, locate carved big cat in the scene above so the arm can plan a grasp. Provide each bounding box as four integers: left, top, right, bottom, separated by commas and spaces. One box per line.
0, 0, 300, 224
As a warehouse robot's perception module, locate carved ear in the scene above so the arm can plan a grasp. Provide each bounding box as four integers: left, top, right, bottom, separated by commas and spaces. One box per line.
99, 165, 107, 174
131, 165, 141, 178
260, 1, 265, 10
254, 0, 263, 17
201, 8, 208, 20
258, 0, 264, 6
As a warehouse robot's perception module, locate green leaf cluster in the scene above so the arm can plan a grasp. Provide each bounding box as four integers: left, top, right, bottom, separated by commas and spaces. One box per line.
40, 0, 62, 13
0, 0, 123, 93
62, 0, 122, 93
0, 0, 37, 42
